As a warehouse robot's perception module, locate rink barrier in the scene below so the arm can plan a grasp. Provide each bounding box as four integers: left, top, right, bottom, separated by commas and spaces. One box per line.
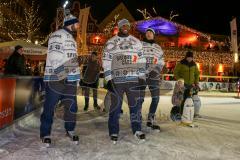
162, 74, 239, 82
1, 75, 239, 129
99, 74, 239, 92
159, 81, 238, 92
237, 80, 240, 98
0, 76, 44, 129
0, 78, 16, 130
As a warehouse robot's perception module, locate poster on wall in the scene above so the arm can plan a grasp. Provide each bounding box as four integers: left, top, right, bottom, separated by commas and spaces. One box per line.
200, 82, 237, 92
159, 80, 237, 92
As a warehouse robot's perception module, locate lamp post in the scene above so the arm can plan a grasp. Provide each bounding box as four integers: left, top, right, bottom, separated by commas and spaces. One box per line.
63, 0, 69, 16
63, 0, 69, 9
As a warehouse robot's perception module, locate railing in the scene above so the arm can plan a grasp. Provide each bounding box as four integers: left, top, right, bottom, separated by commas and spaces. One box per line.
0, 76, 44, 129
237, 80, 240, 98
162, 74, 239, 82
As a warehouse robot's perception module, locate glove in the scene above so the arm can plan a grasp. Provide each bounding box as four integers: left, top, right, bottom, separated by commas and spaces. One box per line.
107, 80, 115, 93
194, 83, 200, 91
192, 83, 200, 94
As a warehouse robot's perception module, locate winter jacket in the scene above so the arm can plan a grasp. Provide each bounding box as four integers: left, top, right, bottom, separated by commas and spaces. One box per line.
102, 34, 146, 84
82, 58, 100, 84
4, 51, 27, 76
173, 59, 200, 85
44, 27, 80, 81
142, 39, 165, 80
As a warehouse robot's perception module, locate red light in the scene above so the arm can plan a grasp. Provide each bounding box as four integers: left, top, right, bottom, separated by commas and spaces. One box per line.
93, 36, 101, 44
196, 63, 200, 70
187, 35, 198, 42
113, 26, 119, 35
217, 64, 224, 73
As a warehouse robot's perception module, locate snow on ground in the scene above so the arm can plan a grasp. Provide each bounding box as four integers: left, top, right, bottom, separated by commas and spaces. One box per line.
0, 94, 240, 160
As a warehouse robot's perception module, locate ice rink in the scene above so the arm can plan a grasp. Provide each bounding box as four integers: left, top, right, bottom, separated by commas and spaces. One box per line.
0, 94, 240, 160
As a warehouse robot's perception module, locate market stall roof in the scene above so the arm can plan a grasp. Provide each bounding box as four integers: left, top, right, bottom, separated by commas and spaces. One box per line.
0, 40, 47, 56
133, 17, 211, 40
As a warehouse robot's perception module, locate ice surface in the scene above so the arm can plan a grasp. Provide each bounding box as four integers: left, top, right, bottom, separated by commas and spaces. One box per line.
0, 96, 240, 160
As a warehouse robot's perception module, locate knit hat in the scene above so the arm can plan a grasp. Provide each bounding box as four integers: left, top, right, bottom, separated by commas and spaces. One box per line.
118, 19, 130, 29
15, 45, 23, 51
185, 51, 193, 58
146, 28, 155, 34
64, 14, 79, 27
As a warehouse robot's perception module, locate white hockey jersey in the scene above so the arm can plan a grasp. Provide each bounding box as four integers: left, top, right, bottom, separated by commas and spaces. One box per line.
102, 35, 146, 83
44, 28, 80, 82
142, 41, 165, 80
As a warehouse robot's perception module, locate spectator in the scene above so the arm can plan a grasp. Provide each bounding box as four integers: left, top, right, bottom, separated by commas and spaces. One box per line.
173, 51, 200, 117
26, 59, 32, 75
81, 51, 101, 111
33, 66, 40, 76
4, 45, 27, 76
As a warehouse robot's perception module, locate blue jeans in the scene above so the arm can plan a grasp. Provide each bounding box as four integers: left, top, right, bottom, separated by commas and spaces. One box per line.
140, 78, 160, 121
108, 82, 142, 135
40, 80, 78, 138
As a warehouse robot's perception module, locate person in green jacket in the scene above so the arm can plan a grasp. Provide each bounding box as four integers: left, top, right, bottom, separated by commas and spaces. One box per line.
173, 51, 200, 115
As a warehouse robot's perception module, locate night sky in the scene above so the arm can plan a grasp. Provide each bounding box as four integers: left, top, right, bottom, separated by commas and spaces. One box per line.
37, 0, 239, 36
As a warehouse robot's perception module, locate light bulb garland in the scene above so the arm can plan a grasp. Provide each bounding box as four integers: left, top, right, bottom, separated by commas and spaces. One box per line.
0, 0, 44, 42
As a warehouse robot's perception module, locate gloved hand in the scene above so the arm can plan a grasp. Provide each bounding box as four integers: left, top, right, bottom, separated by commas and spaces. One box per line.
107, 80, 115, 93
192, 83, 200, 95
194, 83, 200, 91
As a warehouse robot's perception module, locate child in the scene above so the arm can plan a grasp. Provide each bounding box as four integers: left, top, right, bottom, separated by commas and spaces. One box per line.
170, 79, 185, 121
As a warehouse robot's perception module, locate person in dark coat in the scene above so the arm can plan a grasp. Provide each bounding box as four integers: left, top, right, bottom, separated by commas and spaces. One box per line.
81, 51, 101, 111
4, 45, 27, 76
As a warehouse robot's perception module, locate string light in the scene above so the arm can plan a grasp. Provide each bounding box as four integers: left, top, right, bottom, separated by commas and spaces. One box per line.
0, 0, 44, 42
103, 14, 119, 35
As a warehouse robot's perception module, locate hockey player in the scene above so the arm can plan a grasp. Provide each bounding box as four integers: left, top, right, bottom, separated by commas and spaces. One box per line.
40, 13, 80, 147
140, 28, 165, 132
102, 19, 146, 144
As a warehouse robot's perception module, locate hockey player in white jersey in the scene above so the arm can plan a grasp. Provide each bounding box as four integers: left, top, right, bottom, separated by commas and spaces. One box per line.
102, 19, 146, 144
40, 13, 80, 147
140, 28, 165, 132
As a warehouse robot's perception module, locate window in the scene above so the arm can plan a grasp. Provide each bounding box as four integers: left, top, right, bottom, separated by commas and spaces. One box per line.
16, 4, 19, 15
88, 23, 94, 32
